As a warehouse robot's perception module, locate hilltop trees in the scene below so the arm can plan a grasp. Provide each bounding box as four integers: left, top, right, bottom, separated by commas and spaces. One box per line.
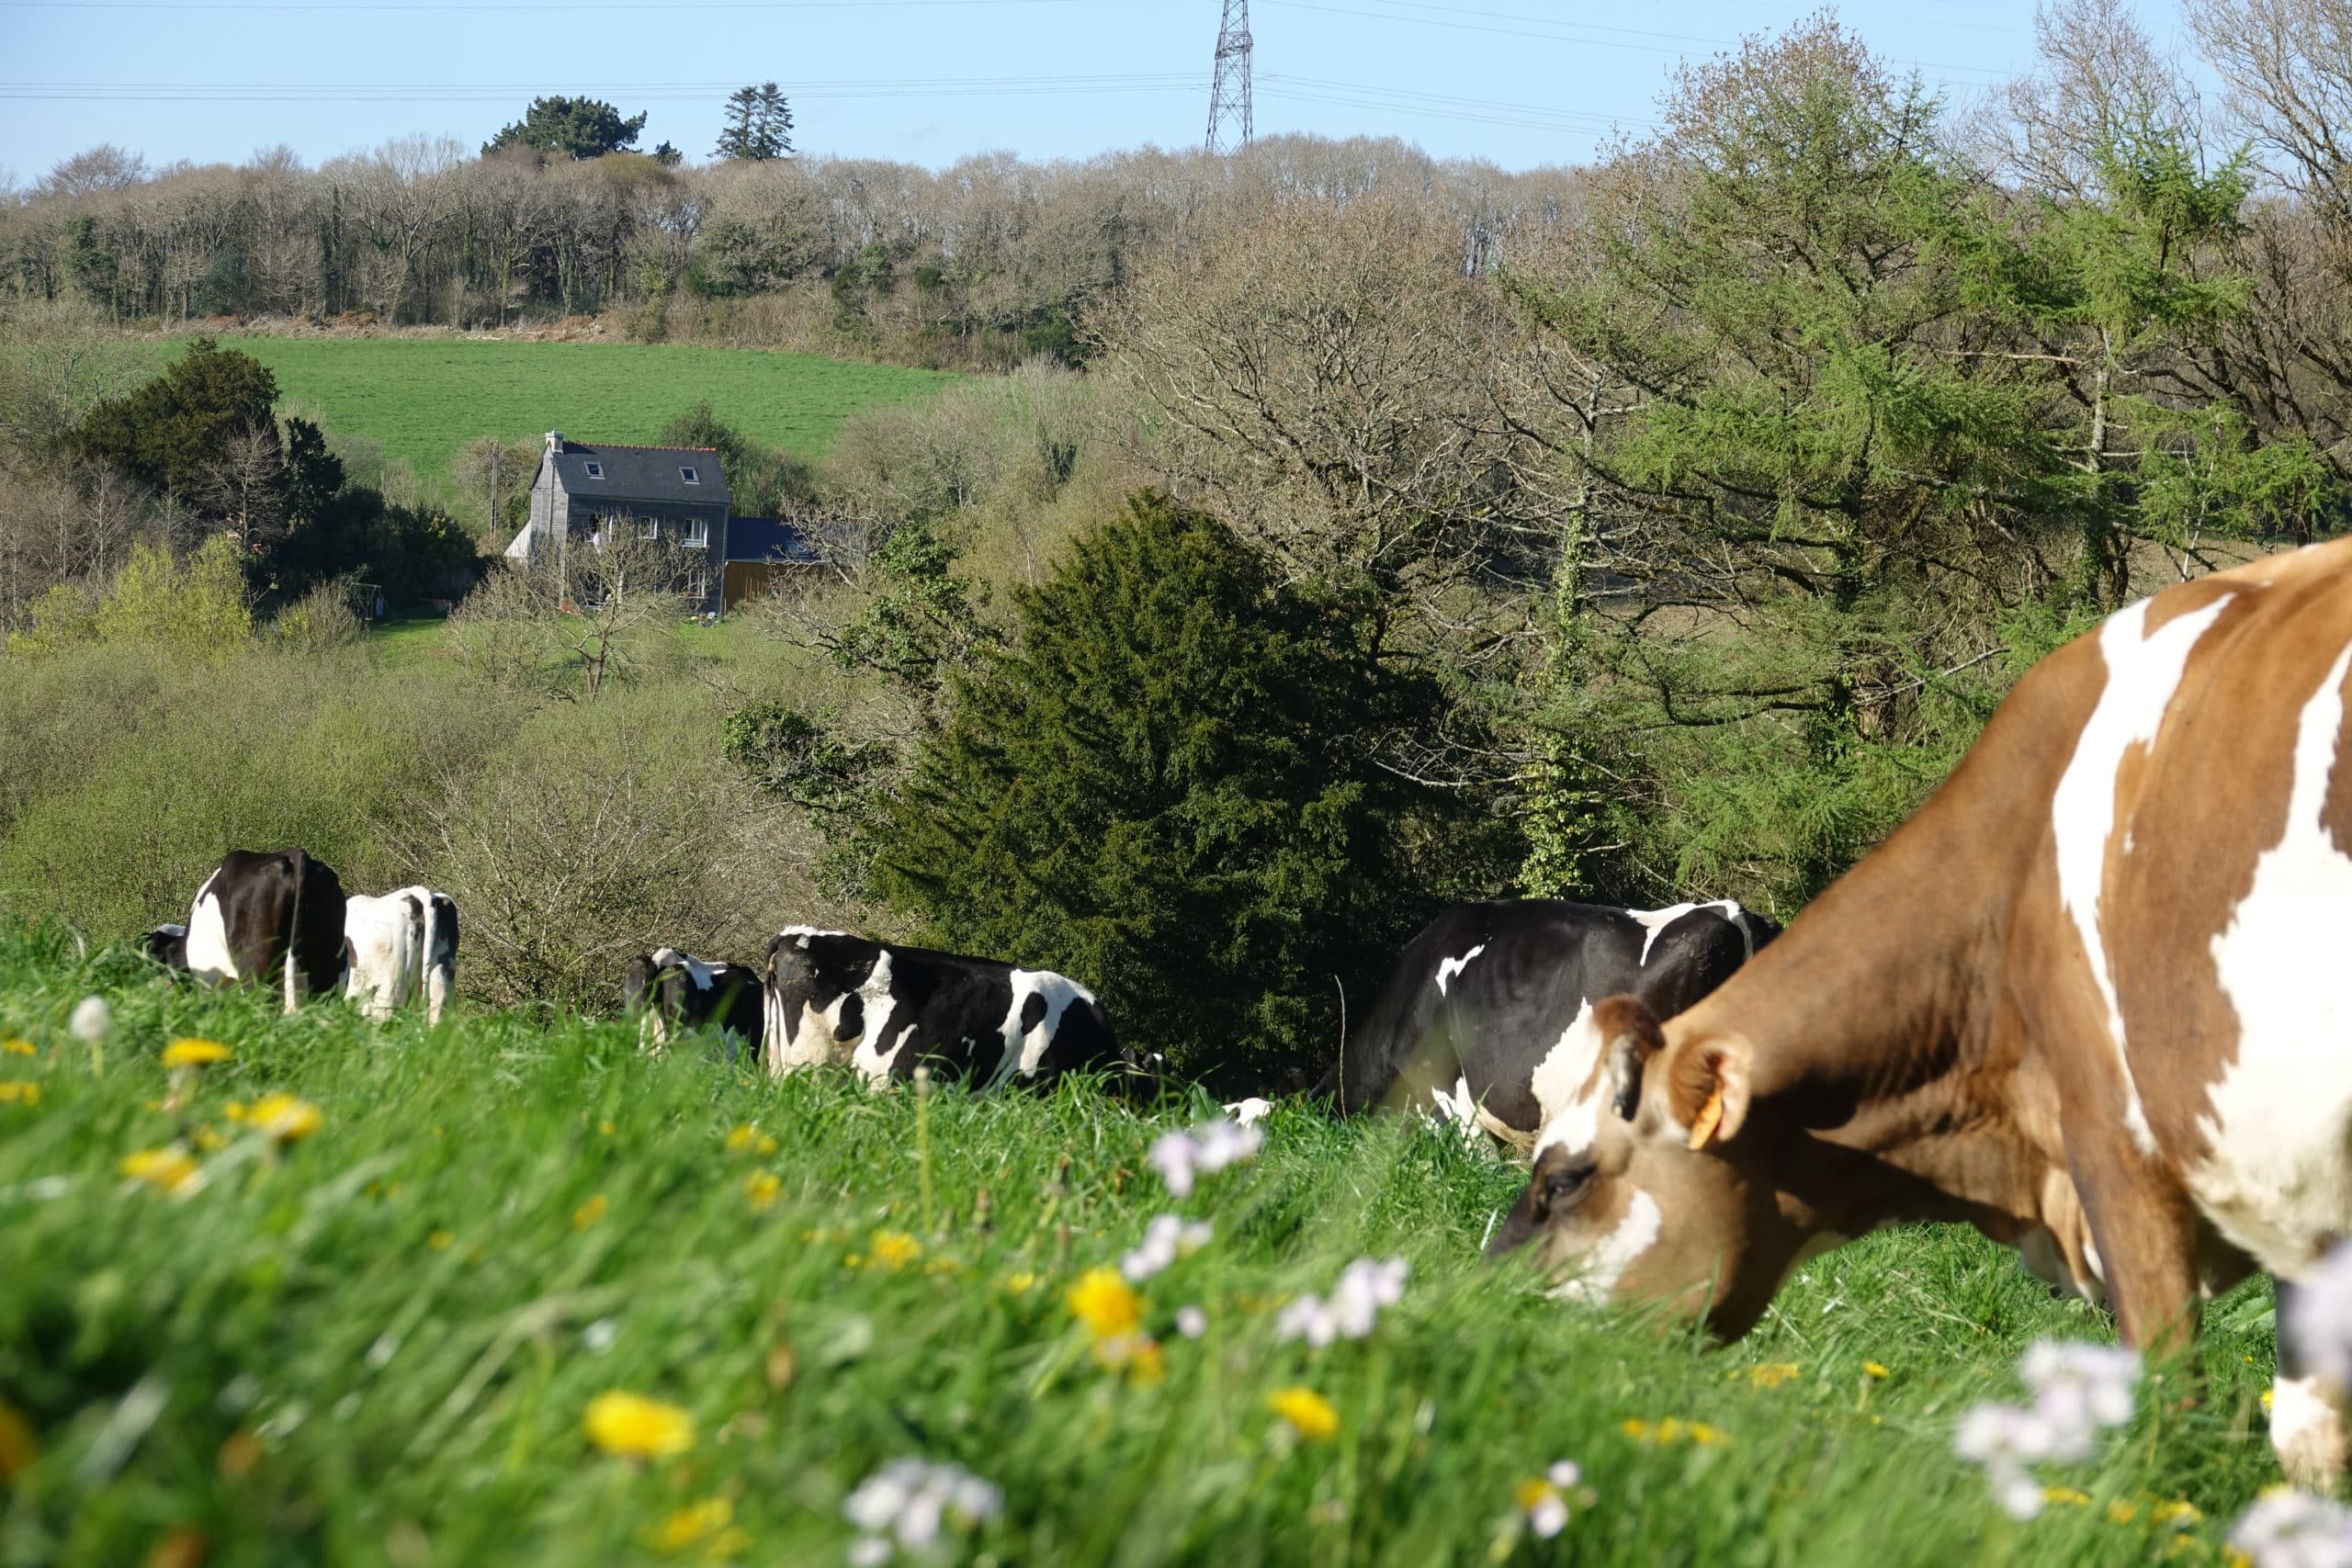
484, 96, 649, 162
715, 84, 794, 163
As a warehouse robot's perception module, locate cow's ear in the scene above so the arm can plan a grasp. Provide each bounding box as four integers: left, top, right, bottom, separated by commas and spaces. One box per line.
1595, 995, 1667, 1121
1665, 1033, 1753, 1149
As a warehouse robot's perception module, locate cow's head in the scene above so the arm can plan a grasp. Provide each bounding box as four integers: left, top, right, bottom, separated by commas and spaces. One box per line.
1486, 994, 1798, 1339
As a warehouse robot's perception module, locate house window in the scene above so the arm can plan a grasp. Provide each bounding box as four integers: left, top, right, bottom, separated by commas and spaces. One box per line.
680, 466, 700, 484
583, 461, 604, 479
684, 517, 709, 548
689, 570, 708, 601
639, 519, 660, 540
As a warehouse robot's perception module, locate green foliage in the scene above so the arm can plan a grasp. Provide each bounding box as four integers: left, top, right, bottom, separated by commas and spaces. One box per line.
831, 521, 1001, 708
483, 96, 648, 161
714, 82, 794, 162
866, 493, 1459, 1088
654, 400, 817, 518
94, 536, 254, 654
0, 930, 2290, 1564
66, 336, 277, 500
721, 703, 889, 828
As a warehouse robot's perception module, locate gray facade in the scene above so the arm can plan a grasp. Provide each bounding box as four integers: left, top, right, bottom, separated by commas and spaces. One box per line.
508, 432, 732, 613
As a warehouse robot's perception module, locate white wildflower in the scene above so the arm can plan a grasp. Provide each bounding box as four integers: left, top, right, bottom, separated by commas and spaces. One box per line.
1278, 1257, 1408, 1346
1176, 1305, 1207, 1339
1528, 1493, 1569, 1539
69, 995, 110, 1043
2285, 1243, 2352, 1393
1148, 1132, 1200, 1198
2018, 1338, 2138, 1432
2228, 1489, 2352, 1568
1992, 1463, 2046, 1522
1147, 1116, 1264, 1197
1121, 1214, 1214, 1282
1518, 1459, 1586, 1540
843, 1458, 1001, 1563
582, 1318, 617, 1354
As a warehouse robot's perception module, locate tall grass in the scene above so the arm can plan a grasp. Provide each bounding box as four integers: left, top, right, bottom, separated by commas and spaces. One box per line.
0, 924, 2284, 1566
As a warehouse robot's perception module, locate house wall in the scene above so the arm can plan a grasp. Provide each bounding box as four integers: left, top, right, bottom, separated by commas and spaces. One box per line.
563, 497, 729, 614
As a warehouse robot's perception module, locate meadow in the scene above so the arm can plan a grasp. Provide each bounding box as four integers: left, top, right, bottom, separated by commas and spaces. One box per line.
136, 337, 955, 479
0, 921, 2290, 1567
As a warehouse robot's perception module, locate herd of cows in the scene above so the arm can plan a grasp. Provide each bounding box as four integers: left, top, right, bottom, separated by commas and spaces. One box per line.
114, 538, 2352, 1491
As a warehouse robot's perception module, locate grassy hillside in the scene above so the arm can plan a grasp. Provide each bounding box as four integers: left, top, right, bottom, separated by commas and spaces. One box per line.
0, 923, 2285, 1566
141, 336, 954, 479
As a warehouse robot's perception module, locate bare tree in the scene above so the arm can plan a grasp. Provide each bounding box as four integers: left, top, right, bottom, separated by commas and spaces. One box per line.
38, 144, 148, 199
1973, 0, 2205, 196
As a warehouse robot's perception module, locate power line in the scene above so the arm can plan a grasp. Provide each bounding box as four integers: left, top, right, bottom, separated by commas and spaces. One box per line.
2, 0, 1075, 8
0, 73, 1207, 103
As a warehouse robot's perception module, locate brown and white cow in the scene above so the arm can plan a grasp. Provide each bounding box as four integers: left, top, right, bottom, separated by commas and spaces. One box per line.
1487, 539, 2352, 1484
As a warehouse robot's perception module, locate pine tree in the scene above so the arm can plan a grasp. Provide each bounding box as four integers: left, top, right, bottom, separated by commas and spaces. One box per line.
863, 492, 1461, 1089
715, 83, 794, 163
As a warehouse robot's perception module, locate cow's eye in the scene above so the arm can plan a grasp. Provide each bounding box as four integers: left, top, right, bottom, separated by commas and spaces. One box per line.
1544, 1164, 1596, 1205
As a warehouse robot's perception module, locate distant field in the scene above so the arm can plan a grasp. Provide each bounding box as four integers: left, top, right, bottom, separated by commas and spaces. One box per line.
139, 336, 954, 481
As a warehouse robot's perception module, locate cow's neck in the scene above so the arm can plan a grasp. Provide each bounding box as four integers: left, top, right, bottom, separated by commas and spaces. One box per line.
1674, 717, 2067, 1243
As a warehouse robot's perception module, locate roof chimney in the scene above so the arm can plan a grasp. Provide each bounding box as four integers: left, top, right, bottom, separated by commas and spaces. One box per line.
546, 431, 564, 455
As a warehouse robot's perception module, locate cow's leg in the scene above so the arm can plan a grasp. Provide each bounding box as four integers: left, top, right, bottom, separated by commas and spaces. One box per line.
2069, 1145, 2202, 1361
2269, 1274, 2351, 1487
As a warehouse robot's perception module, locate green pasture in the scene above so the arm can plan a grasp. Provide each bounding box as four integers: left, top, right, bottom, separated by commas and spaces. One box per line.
141, 336, 953, 479
0, 924, 2289, 1565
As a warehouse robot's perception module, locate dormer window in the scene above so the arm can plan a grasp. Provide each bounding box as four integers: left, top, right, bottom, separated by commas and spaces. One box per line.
583, 461, 604, 479
680, 466, 700, 484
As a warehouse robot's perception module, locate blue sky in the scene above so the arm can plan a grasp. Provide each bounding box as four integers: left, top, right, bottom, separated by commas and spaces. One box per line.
2, 0, 2202, 182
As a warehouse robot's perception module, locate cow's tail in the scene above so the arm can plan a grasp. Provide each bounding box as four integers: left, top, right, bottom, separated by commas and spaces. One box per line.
419, 892, 441, 1025
283, 851, 305, 1016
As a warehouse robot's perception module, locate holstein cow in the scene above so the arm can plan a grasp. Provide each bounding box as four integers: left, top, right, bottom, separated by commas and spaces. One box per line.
1325, 899, 1779, 1150
1486, 539, 2352, 1484
344, 886, 459, 1024
622, 948, 763, 1062
141, 923, 188, 968
762, 927, 1131, 1089
182, 849, 348, 1013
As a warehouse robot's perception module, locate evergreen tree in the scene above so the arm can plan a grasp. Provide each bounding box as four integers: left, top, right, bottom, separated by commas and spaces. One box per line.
864, 492, 1460, 1089
483, 96, 648, 161
69, 337, 277, 502
714, 83, 794, 162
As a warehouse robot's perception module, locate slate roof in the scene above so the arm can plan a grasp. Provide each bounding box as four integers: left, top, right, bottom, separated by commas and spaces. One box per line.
548, 441, 731, 508
725, 516, 821, 565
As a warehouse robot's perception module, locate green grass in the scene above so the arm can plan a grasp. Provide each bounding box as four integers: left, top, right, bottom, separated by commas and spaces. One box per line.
140, 336, 953, 479
0, 923, 2286, 1566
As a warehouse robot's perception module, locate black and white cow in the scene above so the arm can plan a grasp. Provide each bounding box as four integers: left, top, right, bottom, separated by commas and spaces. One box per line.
182, 849, 350, 1013
622, 948, 764, 1062
762, 927, 1134, 1089
141, 923, 188, 968
1324, 898, 1779, 1148
344, 886, 460, 1024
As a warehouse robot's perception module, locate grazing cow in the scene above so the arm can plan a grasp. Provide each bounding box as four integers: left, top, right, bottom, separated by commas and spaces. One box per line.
622, 948, 763, 1061
182, 849, 348, 1012
762, 927, 1131, 1089
344, 886, 459, 1025
141, 923, 187, 969
1486, 540, 2352, 1485
1324, 899, 1779, 1149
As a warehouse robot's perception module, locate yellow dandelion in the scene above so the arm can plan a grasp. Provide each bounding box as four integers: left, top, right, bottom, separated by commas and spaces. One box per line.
243, 1094, 322, 1144
2263, 1388, 2277, 1413
743, 1171, 781, 1212
1127, 1338, 1167, 1386
1862, 1361, 1890, 1380
192, 1125, 225, 1152
582, 1392, 694, 1459
573, 1193, 609, 1230
2043, 1486, 2092, 1508
1689, 1423, 1729, 1447
1066, 1266, 1145, 1341
119, 1145, 200, 1194
599, 1120, 616, 1136
868, 1230, 922, 1270
0, 1083, 38, 1106
649, 1496, 733, 1552
1269, 1386, 1340, 1442
1003, 1271, 1040, 1294
2107, 1499, 2140, 1525
161, 1038, 232, 1068
1747, 1362, 1800, 1388
2, 1039, 34, 1056
2151, 1499, 2202, 1529
428, 1229, 455, 1251
0, 1395, 36, 1482
724, 1124, 778, 1156
1513, 1476, 1555, 1512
